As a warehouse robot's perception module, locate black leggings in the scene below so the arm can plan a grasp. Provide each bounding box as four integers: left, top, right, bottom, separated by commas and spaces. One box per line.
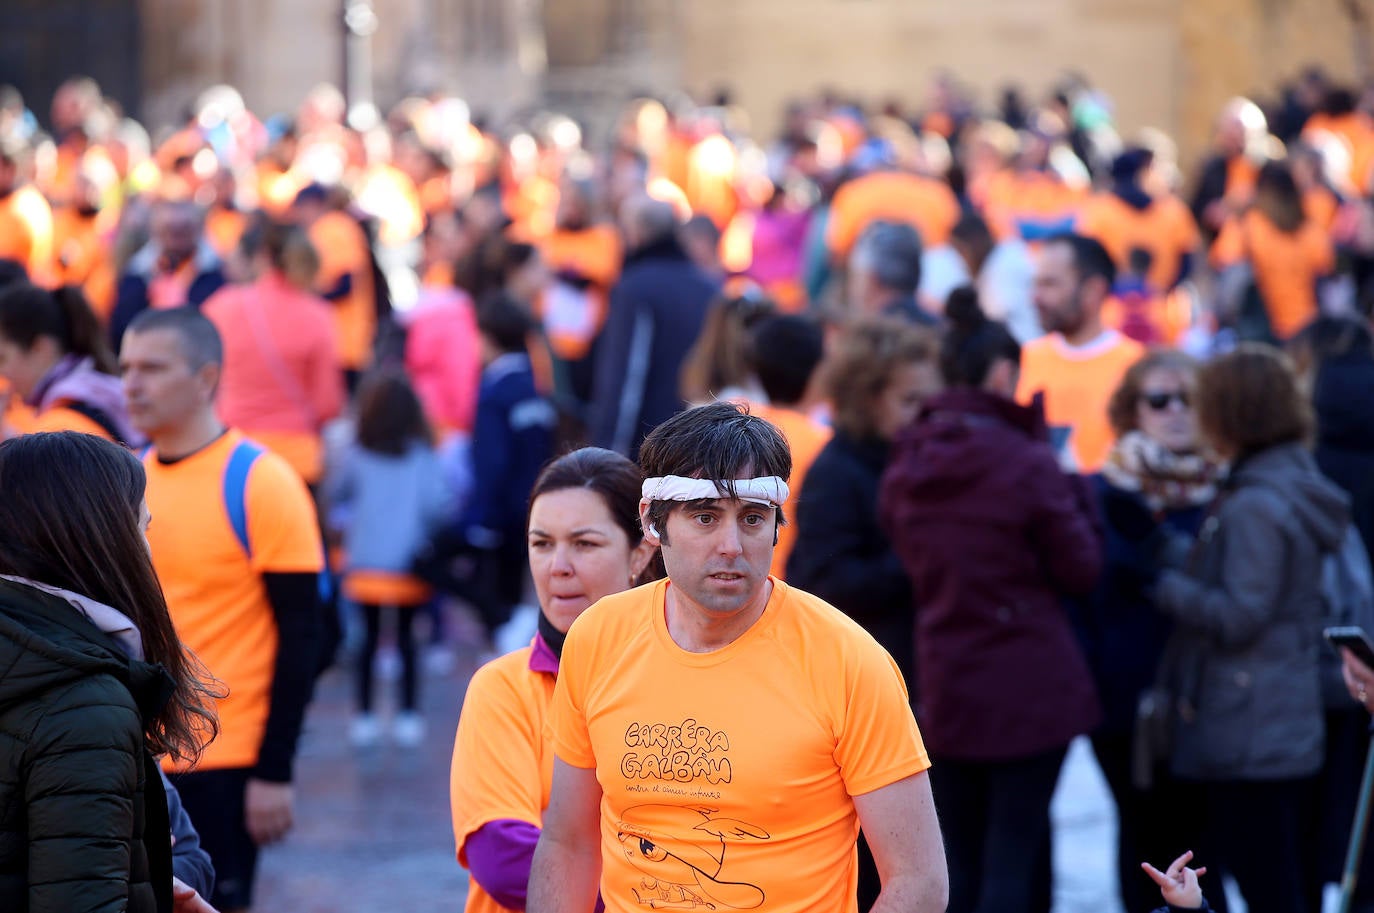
355, 603, 420, 713
1203, 776, 1319, 913
930, 745, 1065, 913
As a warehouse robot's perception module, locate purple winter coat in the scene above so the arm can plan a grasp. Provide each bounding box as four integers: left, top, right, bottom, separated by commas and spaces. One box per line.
879, 387, 1102, 761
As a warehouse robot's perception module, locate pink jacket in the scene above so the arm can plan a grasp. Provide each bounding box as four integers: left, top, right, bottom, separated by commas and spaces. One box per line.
403, 286, 481, 436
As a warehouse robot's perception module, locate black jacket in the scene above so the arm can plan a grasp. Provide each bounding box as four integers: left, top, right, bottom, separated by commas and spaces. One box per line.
787, 433, 916, 688
1313, 349, 1374, 562
0, 578, 175, 913
589, 238, 719, 458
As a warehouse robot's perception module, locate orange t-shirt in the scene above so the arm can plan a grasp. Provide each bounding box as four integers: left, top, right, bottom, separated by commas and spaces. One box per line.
309, 211, 376, 371
1305, 112, 1374, 193
51, 207, 116, 321
827, 170, 960, 259
203, 273, 344, 483
549, 578, 930, 913
26, 404, 118, 441
146, 430, 323, 773
451, 646, 556, 913
206, 207, 248, 262
539, 225, 623, 360
0, 185, 55, 283
1016, 330, 1144, 472
1076, 193, 1200, 291
752, 403, 833, 580
1211, 210, 1335, 340
980, 170, 1085, 243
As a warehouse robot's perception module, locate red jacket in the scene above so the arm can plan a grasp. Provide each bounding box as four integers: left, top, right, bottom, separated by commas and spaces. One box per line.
879, 387, 1102, 761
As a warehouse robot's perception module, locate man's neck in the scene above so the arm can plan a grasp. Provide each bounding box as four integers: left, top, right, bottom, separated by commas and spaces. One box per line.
1061, 316, 1106, 348
151, 412, 227, 461
665, 579, 773, 654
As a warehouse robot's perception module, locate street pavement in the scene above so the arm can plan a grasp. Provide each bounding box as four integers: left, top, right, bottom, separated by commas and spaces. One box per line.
250, 613, 1139, 913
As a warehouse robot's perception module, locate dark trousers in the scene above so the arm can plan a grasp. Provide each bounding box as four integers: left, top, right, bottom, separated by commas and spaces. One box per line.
1204, 776, 1319, 913
1091, 731, 1227, 913
355, 603, 420, 713
413, 530, 524, 640
930, 745, 1066, 913
170, 767, 257, 913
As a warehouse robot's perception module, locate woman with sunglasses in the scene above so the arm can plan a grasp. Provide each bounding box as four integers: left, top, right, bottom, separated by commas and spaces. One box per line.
1082, 349, 1225, 913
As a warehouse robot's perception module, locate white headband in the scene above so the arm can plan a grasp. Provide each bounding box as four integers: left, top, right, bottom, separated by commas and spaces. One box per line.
642, 475, 789, 508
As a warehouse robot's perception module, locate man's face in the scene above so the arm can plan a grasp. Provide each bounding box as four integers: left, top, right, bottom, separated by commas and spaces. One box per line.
120, 329, 213, 438
152, 206, 200, 264
1032, 243, 1086, 336
652, 497, 776, 621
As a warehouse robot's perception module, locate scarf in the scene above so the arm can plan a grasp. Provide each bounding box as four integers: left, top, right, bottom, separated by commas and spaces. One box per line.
1101, 430, 1221, 513
0, 574, 144, 660
31, 355, 146, 447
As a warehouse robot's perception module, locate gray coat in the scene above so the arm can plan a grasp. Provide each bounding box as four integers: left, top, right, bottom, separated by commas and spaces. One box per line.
1156, 443, 1348, 781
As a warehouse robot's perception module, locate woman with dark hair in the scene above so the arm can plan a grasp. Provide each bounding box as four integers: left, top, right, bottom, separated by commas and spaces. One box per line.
324, 370, 451, 748
1211, 160, 1334, 342
880, 287, 1102, 913
0, 281, 141, 444
1153, 345, 1347, 913
786, 316, 940, 909
1080, 349, 1225, 913
449, 447, 658, 913
0, 430, 219, 913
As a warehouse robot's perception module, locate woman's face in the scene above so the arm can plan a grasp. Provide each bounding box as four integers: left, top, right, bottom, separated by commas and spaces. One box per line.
138, 499, 152, 556
528, 487, 652, 633
0, 334, 57, 401
1135, 367, 1198, 454
873, 361, 943, 441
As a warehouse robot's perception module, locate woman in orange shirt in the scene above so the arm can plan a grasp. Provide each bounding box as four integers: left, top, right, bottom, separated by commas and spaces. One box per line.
1212, 161, 1335, 342
0, 282, 141, 444
449, 448, 659, 913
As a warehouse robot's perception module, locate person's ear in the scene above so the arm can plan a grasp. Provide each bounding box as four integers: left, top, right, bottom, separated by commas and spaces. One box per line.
629, 538, 656, 583
197, 361, 222, 401
639, 499, 661, 547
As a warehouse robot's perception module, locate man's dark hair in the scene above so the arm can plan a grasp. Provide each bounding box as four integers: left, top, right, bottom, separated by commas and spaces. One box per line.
1045, 232, 1117, 290
750, 315, 824, 407
476, 292, 533, 354
638, 401, 792, 544
125, 306, 223, 369
853, 221, 922, 294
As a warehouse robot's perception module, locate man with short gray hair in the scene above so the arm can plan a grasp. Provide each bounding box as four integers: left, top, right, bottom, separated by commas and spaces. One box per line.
848, 220, 937, 325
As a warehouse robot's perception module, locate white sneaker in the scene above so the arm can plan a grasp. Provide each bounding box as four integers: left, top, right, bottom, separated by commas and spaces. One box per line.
393, 711, 426, 747
349, 713, 382, 748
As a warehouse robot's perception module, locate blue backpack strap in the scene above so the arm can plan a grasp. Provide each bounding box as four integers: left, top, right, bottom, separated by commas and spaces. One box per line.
222, 439, 267, 557
137, 444, 153, 461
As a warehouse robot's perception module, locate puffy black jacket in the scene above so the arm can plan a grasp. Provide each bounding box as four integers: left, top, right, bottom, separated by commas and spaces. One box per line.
0, 578, 174, 913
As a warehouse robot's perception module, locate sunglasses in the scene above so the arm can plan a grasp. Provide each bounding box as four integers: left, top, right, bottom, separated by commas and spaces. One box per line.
1141, 391, 1190, 411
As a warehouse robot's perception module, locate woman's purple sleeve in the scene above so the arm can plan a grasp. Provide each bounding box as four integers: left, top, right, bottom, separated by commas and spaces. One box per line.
465, 819, 604, 912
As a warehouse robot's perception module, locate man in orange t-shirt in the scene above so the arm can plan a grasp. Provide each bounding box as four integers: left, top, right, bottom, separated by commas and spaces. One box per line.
747, 315, 831, 580
529, 403, 946, 913
120, 307, 323, 913
0, 143, 54, 284
1018, 233, 1144, 472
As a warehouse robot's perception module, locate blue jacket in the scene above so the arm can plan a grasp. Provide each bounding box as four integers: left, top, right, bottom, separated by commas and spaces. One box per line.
589, 238, 719, 458
463, 354, 556, 542
110, 241, 226, 348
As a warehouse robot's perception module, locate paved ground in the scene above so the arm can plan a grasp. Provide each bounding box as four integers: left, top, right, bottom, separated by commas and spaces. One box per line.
249, 611, 1214, 913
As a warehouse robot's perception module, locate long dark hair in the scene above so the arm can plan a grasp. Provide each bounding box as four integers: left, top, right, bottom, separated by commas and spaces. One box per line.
355, 369, 434, 456
0, 432, 219, 762
0, 282, 117, 374
527, 447, 662, 585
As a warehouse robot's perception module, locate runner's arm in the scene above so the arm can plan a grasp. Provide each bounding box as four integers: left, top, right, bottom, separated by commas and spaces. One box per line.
527, 758, 602, 913
855, 771, 948, 913
255, 571, 322, 782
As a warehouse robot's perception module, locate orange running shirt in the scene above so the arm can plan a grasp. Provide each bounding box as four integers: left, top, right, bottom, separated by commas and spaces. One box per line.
309, 211, 376, 371
751, 403, 833, 581
549, 578, 930, 913
451, 646, 556, 913
146, 430, 323, 773
1076, 193, 1200, 290
0, 185, 54, 283
826, 171, 960, 259
1016, 330, 1144, 472
1211, 210, 1335, 340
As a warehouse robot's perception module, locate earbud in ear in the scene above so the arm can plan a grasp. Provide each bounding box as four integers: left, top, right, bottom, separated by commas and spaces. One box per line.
648, 524, 660, 539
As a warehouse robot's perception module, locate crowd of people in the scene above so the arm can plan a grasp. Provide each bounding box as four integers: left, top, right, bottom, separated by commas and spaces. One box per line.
1, 62, 1374, 913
